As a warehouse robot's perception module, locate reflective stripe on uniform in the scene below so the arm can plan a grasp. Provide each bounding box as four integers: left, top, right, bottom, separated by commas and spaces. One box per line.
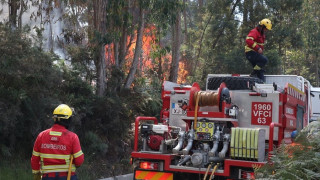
253, 65, 261, 70
73, 150, 83, 158
49, 131, 62, 136
32, 169, 40, 174
245, 43, 264, 52
245, 45, 253, 52
135, 170, 173, 180
40, 153, 76, 173
41, 166, 76, 173
252, 42, 257, 48
33, 150, 40, 156
245, 36, 264, 52
42, 164, 76, 172
40, 153, 70, 159
246, 36, 254, 40
42, 164, 70, 170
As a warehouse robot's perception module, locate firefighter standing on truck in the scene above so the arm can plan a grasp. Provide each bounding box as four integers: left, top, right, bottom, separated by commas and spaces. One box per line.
31, 104, 84, 180
245, 18, 272, 81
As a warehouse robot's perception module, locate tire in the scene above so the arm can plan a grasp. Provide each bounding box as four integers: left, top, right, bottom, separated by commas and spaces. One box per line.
207, 76, 263, 90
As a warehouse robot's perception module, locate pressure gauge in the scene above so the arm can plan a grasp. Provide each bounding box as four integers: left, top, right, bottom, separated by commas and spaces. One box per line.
208, 123, 213, 128
197, 122, 200, 128
202, 123, 206, 128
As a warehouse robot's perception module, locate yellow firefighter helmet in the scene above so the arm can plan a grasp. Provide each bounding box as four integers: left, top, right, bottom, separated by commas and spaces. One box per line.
53, 104, 73, 121
259, 18, 272, 30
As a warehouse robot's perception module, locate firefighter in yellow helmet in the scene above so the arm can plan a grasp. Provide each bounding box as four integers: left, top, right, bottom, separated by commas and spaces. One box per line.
245, 18, 272, 81
31, 104, 84, 180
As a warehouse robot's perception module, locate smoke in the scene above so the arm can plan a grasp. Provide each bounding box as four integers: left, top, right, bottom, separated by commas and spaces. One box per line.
0, 1, 67, 59
42, 0, 66, 59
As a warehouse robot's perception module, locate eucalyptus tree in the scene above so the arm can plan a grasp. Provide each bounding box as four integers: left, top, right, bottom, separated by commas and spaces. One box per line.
301, 0, 320, 86
124, 0, 147, 89
169, 2, 183, 83
147, 0, 181, 82
184, 0, 241, 84
88, 0, 108, 96
124, 0, 181, 88
7, 0, 20, 29
266, 0, 304, 74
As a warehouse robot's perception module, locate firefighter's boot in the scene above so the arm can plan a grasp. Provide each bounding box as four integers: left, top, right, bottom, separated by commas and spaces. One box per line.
249, 70, 258, 78
257, 69, 265, 81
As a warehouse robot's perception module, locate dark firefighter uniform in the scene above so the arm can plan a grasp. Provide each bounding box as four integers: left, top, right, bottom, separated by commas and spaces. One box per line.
31, 104, 84, 180
245, 18, 272, 81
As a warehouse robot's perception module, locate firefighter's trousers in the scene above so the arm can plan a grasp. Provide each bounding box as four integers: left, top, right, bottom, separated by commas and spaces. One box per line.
42, 173, 78, 180
246, 51, 268, 80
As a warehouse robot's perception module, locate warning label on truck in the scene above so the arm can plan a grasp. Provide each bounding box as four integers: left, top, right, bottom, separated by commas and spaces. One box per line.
171, 103, 183, 114
251, 102, 272, 125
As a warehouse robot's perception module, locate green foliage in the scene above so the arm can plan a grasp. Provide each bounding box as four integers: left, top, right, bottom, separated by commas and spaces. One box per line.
107, 66, 125, 94
255, 120, 320, 179
148, 0, 183, 29
266, 0, 303, 13
182, 0, 318, 85
0, 21, 160, 177
0, 24, 62, 158
265, 49, 282, 74
183, 0, 244, 84
0, 158, 33, 180
66, 45, 95, 83
83, 131, 108, 157
133, 75, 162, 118
215, 47, 251, 74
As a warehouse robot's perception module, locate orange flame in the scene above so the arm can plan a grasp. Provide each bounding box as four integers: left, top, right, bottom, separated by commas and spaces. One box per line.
105, 25, 189, 83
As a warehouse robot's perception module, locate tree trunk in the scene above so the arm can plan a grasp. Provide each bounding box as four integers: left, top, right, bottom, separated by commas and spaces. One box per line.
92, 0, 108, 96
96, 45, 107, 96
243, 0, 248, 24
114, 41, 119, 66
124, 7, 145, 89
107, 45, 112, 66
198, 0, 203, 8
192, 13, 212, 75
248, 0, 254, 22
8, 0, 19, 30
18, 0, 24, 30
169, 12, 182, 83
49, 22, 53, 52
183, 0, 188, 43
118, 24, 128, 68
211, 0, 240, 50
138, 53, 142, 76
157, 29, 163, 81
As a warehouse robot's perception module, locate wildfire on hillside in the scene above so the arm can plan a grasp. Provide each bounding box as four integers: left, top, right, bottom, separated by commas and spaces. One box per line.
105, 25, 188, 84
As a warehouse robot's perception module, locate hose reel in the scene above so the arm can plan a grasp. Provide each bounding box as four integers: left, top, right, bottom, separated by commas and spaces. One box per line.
194, 91, 219, 107
191, 83, 231, 130
193, 83, 231, 110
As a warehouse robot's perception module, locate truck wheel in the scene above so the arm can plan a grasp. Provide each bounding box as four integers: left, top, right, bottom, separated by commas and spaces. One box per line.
207, 76, 263, 90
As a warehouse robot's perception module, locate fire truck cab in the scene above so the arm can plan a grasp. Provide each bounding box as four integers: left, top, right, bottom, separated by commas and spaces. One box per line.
131, 75, 320, 180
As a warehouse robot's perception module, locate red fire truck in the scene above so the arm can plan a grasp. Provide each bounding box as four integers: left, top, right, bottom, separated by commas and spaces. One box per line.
131, 75, 320, 180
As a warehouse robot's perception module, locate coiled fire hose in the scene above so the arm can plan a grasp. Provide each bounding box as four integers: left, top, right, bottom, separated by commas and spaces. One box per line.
193, 91, 219, 130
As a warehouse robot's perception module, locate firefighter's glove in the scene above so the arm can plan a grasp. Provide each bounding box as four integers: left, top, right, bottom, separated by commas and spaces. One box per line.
33, 173, 41, 180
